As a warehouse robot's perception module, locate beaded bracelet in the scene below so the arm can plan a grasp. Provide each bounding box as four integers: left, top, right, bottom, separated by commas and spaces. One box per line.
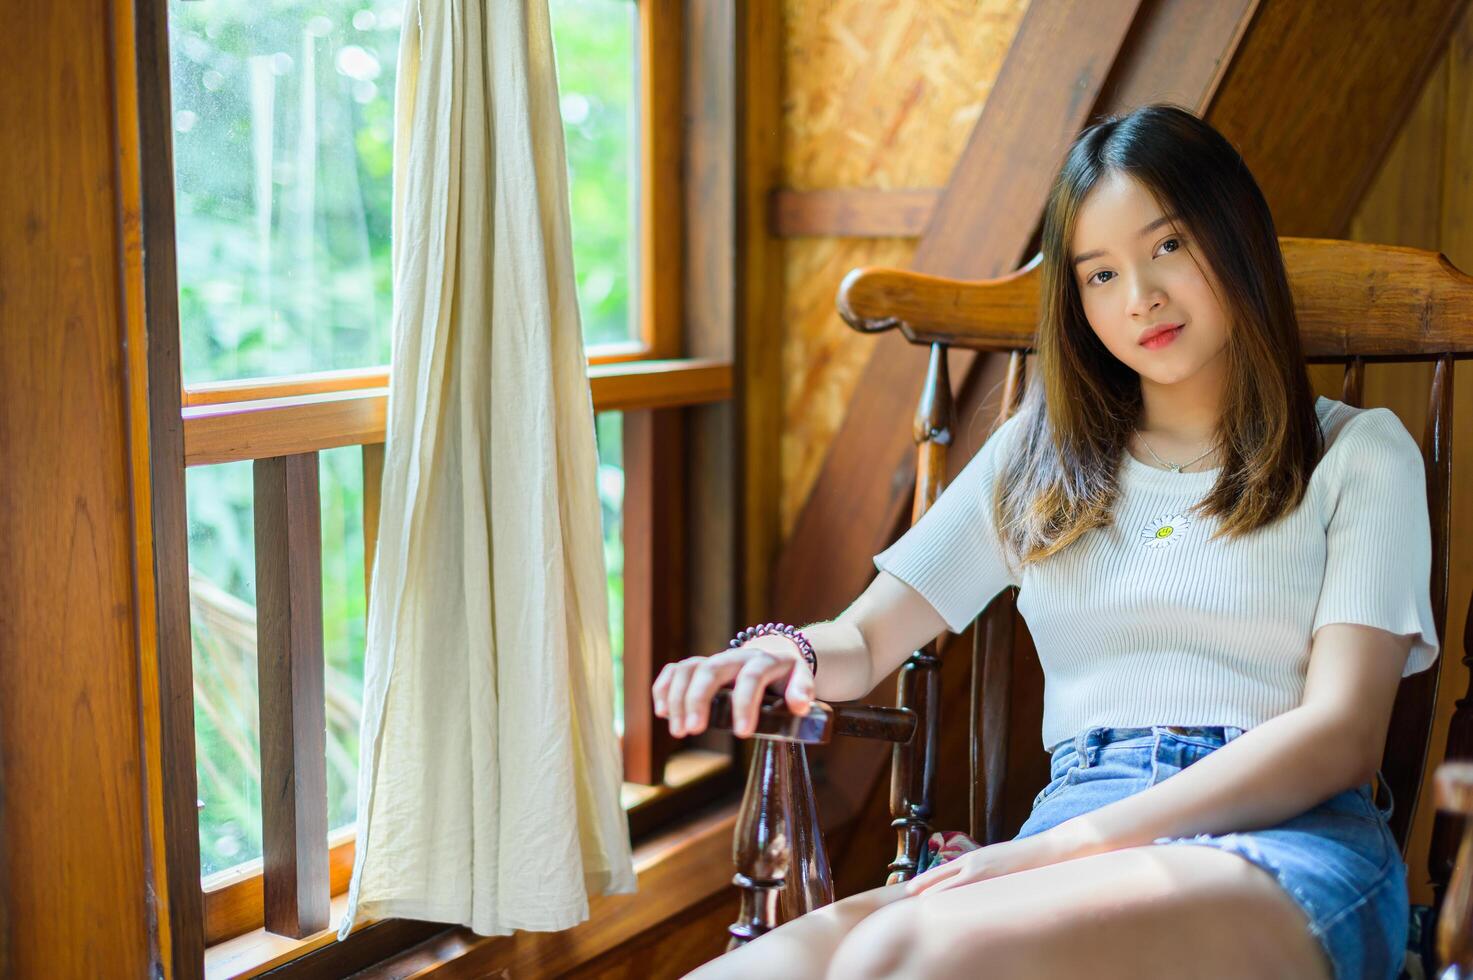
729, 622, 818, 678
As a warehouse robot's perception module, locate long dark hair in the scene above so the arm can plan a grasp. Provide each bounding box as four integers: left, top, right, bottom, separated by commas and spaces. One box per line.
995, 102, 1322, 566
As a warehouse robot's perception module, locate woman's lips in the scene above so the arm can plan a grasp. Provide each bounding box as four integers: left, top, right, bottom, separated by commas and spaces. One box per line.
1139, 324, 1184, 350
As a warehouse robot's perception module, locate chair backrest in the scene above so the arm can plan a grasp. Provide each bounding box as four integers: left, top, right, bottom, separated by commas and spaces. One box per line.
837, 237, 1472, 893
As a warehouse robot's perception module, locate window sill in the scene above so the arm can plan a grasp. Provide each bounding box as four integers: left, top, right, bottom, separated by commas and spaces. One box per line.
204, 747, 737, 980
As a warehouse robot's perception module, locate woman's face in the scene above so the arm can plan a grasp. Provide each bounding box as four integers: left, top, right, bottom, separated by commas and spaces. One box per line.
1069, 172, 1231, 389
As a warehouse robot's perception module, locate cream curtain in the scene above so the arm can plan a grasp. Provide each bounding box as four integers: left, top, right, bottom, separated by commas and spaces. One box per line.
337, 0, 636, 938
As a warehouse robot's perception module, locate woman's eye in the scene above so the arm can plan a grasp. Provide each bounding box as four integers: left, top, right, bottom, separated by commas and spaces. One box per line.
1084, 238, 1183, 286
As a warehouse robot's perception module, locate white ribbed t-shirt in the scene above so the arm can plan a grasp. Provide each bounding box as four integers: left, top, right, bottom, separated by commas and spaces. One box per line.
872, 395, 1441, 753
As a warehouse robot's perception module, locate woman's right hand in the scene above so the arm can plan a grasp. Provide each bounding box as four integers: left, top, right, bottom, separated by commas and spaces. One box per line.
652, 639, 815, 739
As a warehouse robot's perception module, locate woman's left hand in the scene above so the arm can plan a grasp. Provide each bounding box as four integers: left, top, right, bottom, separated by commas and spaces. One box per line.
903, 827, 1088, 897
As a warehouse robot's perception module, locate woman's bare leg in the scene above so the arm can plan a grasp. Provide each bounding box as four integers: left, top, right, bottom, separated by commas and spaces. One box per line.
683, 880, 912, 980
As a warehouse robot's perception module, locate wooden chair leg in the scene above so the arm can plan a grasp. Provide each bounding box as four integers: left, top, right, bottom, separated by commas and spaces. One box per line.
728, 739, 835, 949
780, 743, 833, 919
728, 739, 790, 949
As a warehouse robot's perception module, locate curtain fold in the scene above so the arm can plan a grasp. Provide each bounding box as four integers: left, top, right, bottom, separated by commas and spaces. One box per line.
338, 0, 636, 939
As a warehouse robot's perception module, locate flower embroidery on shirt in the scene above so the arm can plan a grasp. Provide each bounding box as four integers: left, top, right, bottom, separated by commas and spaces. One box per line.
1140, 512, 1192, 550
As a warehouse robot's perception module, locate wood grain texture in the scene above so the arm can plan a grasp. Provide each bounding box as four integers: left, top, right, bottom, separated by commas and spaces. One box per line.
204, 831, 355, 946
776, 0, 1030, 538
0, 3, 155, 975
738, 0, 787, 625
771, 188, 942, 237
362, 442, 385, 608
117, 0, 205, 974
640, 0, 685, 359
622, 410, 686, 785
562, 889, 739, 980
182, 360, 734, 466
1206, 0, 1469, 240
253, 454, 330, 937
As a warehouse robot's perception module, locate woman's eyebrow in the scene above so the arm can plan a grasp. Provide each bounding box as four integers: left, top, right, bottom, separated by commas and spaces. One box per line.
1071, 212, 1182, 267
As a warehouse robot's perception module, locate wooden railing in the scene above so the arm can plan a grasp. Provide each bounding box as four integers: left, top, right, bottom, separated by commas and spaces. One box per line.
187, 357, 732, 943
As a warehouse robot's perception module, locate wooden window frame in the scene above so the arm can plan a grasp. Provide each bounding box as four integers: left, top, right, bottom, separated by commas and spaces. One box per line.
190, 361, 732, 950
130, 0, 746, 973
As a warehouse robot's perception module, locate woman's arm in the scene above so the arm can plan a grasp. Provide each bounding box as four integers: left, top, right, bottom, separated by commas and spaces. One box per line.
1057, 623, 1410, 859
655, 570, 950, 738
818, 569, 953, 700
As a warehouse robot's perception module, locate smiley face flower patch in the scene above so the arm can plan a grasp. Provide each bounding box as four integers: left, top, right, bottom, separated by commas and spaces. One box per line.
1140, 512, 1192, 550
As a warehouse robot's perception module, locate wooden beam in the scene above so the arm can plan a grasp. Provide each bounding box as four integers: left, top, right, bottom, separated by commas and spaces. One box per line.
622, 410, 687, 785
124, 0, 207, 974
181, 359, 734, 466
188, 389, 389, 468
737, 0, 786, 627
770, 188, 942, 237
253, 454, 331, 938
0, 3, 156, 975
639, 0, 685, 359
588, 358, 732, 411
362, 443, 384, 608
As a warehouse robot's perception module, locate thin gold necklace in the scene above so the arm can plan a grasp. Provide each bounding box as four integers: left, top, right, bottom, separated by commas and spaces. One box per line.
1134, 429, 1217, 473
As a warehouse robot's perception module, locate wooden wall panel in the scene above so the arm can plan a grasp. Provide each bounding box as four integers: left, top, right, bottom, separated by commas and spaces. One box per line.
777, 0, 1030, 537
1334, 1, 1473, 908
0, 3, 156, 976
780, 237, 911, 536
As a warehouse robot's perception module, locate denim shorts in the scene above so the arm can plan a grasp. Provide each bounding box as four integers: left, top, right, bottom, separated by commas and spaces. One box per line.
1014, 724, 1408, 980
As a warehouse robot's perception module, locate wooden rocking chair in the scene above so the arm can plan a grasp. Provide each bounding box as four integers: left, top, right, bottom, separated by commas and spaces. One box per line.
708, 237, 1473, 977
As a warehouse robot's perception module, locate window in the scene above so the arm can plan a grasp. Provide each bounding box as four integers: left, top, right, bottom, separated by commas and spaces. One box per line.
161, 0, 728, 961
552, 0, 639, 349
169, 0, 401, 382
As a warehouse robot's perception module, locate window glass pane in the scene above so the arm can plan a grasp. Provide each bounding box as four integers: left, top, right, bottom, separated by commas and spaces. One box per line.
186, 460, 261, 876
170, 0, 639, 381
187, 448, 366, 879
168, 1, 402, 383
550, 0, 638, 349
596, 413, 625, 733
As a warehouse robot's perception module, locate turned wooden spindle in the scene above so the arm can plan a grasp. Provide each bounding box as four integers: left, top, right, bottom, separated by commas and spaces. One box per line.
884, 344, 952, 883
728, 739, 790, 949
780, 743, 834, 920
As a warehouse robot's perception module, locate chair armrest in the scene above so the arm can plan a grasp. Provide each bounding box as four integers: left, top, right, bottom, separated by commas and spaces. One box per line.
708, 689, 917, 745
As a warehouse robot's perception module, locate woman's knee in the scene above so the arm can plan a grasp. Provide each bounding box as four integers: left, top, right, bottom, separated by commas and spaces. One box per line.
824, 889, 1027, 980
824, 899, 923, 980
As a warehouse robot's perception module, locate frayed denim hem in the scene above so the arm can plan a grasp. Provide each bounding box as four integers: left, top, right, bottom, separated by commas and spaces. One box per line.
1149, 832, 1406, 980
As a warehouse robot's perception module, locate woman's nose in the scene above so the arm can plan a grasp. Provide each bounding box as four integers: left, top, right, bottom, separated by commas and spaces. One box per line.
1126, 276, 1167, 318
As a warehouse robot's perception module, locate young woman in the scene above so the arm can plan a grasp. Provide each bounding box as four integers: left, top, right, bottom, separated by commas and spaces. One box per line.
652, 103, 1440, 980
